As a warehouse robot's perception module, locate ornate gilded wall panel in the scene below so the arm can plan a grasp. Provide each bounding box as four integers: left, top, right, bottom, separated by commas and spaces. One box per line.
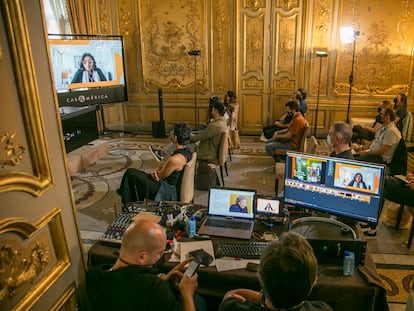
308, 0, 333, 97
244, 13, 265, 74
274, 13, 298, 78
0, 209, 70, 310
0, 0, 53, 196
116, 0, 140, 92
243, 76, 265, 89
276, 0, 300, 10
211, 0, 231, 93
137, 0, 207, 94
244, 0, 266, 11
334, 0, 414, 97
96, 0, 112, 34
242, 94, 265, 126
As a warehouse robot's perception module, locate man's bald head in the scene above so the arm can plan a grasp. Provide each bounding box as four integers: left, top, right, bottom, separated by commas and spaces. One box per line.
120, 219, 167, 265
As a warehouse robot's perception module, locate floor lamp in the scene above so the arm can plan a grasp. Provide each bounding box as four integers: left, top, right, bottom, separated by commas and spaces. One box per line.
189, 50, 201, 129
314, 51, 328, 137
341, 27, 360, 123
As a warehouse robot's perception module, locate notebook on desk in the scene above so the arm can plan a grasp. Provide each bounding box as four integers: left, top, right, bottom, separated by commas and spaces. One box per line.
198, 187, 256, 239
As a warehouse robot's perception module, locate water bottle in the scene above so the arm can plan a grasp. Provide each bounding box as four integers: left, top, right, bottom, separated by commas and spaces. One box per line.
187, 216, 196, 238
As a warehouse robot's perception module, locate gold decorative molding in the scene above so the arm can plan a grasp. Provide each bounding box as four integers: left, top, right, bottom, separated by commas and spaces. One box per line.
0, 0, 53, 195
0, 209, 70, 310
244, 0, 265, 11
277, 0, 300, 10
0, 132, 26, 168
276, 14, 297, 75
0, 45, 2, 60
245, 14, 265, 73
50, 283, 77, 311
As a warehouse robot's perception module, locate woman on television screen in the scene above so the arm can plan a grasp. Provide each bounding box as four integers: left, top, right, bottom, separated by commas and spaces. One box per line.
71, 53, 107, 83
347, 172, 367, 189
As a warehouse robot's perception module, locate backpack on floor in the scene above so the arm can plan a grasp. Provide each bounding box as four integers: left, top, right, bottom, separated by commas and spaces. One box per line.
195, 161, 218, 191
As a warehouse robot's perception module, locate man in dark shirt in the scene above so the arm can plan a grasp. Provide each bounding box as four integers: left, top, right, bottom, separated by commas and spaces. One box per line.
86, 219, 204, 311
328, 121, 354, 159
218, 232, 332, 311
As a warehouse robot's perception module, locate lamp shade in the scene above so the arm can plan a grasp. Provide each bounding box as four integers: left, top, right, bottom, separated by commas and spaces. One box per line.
340, 27, 355, 44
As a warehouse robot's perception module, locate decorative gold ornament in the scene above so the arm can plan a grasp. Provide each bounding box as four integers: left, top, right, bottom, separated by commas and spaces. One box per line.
0, 132, 26, 168
0, 242, 48, 302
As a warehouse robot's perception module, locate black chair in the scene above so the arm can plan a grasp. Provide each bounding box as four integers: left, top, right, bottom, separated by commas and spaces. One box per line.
395, 203, 414, 248
387, 138, 407, 176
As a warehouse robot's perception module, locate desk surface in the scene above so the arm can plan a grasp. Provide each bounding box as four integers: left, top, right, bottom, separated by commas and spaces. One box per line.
88, 220, 388, 311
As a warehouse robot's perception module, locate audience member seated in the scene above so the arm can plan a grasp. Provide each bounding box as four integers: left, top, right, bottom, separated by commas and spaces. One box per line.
354, 109, 401, 238
393, 93, 408, 133
260, 100, 295, 142
218, 231, 332, 311
86, 219, 205, 311
264, 101, 307, 161
354, 108, 401, 165
352, 100, 392, 145
117, 123, 192, 206
223, 91, 238, 131
298, 88, 308, 116
150, 97, 227, 163
328, 121, 353, 159
383, 172, 414, 206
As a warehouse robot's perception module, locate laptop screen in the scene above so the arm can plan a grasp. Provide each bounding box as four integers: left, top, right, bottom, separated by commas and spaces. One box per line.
207, 187, 256, 219
255, 196, 282, 216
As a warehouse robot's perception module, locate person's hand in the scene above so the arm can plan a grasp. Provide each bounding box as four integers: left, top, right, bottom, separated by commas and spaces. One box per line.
151, 170, 159, 181
159, 258, 193, 286
179, 272, 198, 297
274, 121, 281, 127
222, 289, 247, 302
407, 182, 414, 191
406, 173, 414, 182
272, 132, 278, 140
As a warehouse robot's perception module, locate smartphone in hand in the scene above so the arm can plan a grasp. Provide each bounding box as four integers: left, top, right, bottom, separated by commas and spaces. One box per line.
184, 260, 200, 278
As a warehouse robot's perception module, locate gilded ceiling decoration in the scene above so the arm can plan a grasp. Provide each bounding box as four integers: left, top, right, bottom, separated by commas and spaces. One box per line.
245, 0, 265, 11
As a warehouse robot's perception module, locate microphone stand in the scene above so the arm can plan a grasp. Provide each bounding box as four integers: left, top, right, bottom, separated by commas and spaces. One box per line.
314, 51, 328, 137
189, 50, 201, 130
345, 31, 359, 123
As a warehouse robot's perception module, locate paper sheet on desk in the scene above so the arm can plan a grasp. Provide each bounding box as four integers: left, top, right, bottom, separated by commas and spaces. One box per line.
179, 240, 216, 266
215, 259, 260, 272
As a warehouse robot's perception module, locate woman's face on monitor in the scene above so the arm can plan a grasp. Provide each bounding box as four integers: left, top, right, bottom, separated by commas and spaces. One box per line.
82, 56, 94, 72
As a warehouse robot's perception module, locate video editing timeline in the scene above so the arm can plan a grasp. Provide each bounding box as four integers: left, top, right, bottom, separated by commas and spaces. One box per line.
285, 180, 372, 205
284, 152, 386, 224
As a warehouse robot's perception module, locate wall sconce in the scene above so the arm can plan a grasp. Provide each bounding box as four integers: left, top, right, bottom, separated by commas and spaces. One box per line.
340, 27, 360, 123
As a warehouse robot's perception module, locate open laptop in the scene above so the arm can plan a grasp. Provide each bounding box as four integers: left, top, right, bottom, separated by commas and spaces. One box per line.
198, 187, 256, 239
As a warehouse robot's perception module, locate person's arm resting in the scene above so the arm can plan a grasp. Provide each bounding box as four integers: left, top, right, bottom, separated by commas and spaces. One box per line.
359, 144, 390, 156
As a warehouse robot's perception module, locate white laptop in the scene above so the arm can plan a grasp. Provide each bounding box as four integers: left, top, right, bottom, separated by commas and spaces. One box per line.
198, 187, 256, 239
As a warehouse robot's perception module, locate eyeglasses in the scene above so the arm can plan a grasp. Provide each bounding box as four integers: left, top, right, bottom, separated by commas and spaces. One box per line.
82, 61, 93, 65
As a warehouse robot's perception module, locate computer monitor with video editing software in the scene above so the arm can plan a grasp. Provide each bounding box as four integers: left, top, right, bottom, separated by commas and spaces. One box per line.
284, 151, 385, 224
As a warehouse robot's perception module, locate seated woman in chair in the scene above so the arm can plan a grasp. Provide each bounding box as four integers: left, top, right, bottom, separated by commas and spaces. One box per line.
117, 123, 193, 206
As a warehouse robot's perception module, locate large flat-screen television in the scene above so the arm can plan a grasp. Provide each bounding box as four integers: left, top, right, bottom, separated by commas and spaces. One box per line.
48, 34, 127, 106
284, 151, 386, 224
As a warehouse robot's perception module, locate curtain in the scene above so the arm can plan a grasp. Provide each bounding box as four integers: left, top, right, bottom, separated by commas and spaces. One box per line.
43, 0, 71, 34
65, 0, 96, 34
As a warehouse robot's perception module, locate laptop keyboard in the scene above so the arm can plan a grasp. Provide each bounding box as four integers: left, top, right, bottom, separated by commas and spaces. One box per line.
215, 241, 269, 259
206, 218, 251, 230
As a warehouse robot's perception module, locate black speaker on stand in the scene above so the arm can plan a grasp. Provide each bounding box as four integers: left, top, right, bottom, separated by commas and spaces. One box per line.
152, 88, 166, 138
